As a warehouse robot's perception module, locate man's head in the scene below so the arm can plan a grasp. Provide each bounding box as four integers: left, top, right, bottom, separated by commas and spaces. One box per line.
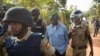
8, 22, 27, 37
30, 8, 40, 21
1, 4, 8, 11
70, 10, 83, 25
3, 7, 33, 37
50, 14, 59, 26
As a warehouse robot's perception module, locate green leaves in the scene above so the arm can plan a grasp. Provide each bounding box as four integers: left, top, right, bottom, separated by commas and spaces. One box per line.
59, 0, 66, 7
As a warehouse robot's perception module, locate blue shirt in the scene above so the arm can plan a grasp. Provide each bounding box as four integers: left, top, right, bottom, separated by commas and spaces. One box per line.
46, 22, 69, 54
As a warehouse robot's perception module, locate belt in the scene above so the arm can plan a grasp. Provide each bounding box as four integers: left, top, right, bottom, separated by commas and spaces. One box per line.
72, 46, 87, 49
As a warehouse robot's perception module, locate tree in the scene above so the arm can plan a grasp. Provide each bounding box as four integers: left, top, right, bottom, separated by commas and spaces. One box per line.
96, 4, 100, 17
93, 0, 100, 18
59, 0, 67, 7
3, 0, 70, 25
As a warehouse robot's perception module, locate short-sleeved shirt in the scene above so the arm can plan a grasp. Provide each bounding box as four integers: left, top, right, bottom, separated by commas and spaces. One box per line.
69, 21, 90, 47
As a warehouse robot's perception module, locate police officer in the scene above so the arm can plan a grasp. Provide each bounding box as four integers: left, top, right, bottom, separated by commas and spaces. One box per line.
2, 7, 42, 56
30, 8, 47, 56
30, 8, 46, 37
68, 10, 93, 56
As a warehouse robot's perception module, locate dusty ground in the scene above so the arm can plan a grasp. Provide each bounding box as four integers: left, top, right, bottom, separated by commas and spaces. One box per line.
66, 33, 100, 56
87, 33, 100, 56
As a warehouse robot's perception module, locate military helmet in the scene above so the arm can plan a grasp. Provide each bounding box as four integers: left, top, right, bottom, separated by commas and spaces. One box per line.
30, 8, 40, 16
3, 7, 33, 27
70, 10, 83, 22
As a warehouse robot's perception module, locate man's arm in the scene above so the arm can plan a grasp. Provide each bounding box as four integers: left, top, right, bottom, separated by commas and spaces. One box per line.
64, 26, 69, 45
42, 19, 47, 35
45, 28, 49, 40
68, 32, 72, 40
0, 31, 11, 56
45, 28, 50, 48
87, 33, 93, 50
68, 25, 72, 40
86, 28, 93, 56
0, 25, 12, 47
0, 31, 11, 42
42, 19, 47, 29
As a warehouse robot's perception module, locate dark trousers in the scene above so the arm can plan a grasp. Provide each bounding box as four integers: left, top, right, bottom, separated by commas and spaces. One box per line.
55, 50, 65, 56
93, 27, 99, 37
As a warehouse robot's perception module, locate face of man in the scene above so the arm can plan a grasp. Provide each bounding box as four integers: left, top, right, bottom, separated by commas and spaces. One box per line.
8, 22, 23, 36
32, 14, 39, 21
50, 16, 58, 26
72, 17, 81, 25
31, 9, 40, 21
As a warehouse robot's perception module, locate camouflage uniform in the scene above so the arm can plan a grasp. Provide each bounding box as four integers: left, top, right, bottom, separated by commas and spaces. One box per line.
69, 21, 90, 56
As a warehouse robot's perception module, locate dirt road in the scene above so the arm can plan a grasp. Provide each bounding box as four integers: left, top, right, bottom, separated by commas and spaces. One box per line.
87, 33, 100, 56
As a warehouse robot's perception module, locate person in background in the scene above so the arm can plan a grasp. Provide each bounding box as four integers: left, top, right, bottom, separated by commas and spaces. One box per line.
46, 13, 69, 56
30, 8, 46, 38
92, 18, 99, 37
30, 8, 47, 56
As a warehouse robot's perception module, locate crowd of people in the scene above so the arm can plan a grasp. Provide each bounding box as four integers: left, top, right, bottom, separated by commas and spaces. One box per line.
0, 6, 94, 56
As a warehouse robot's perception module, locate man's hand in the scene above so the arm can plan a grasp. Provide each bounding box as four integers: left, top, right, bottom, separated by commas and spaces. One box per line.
46, 42, 50, 49
0, 30, 12, 41
89, 50, 93, 56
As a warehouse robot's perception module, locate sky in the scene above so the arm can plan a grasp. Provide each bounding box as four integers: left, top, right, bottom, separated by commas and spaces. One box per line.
67, 0, 93, 11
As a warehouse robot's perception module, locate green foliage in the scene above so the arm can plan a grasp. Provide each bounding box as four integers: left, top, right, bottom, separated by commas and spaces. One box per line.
3, 0, 72, 27
63, 10, 72, 27
65, 10, 72, 19
59, 0, 66, 7
85, 1, 100, 18
85, 4, 97, 17
96, 4, 100, 17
